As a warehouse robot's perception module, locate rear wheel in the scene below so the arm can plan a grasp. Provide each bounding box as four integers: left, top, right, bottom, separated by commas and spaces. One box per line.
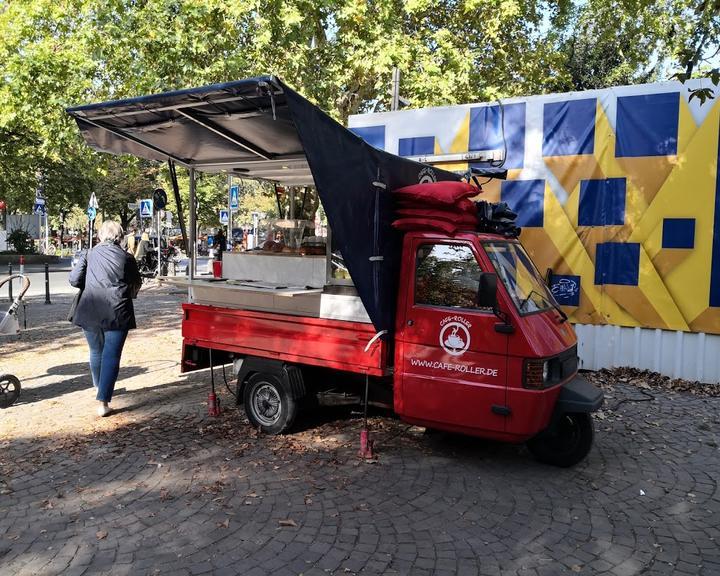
527, 412, 594, 467
0, 374, 21, 408
243, 373, 297, 435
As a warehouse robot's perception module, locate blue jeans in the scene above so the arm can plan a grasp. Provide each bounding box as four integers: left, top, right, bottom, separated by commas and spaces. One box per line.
83, 329, 129, 403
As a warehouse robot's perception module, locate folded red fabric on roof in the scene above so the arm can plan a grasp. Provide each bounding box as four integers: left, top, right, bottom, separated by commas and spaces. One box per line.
395, 207, 477, 226
395, 197, 477, 213
392, 217, 457, 235
393, 181, 480, 207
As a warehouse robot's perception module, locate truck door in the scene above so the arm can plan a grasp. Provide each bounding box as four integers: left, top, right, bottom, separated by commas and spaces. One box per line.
397, 239, 508, 433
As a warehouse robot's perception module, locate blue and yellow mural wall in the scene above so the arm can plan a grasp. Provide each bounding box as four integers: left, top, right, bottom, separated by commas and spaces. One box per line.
349, 81, 720, 334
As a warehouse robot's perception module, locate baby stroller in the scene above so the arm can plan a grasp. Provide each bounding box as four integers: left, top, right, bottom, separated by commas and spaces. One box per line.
0, 274, 30, 408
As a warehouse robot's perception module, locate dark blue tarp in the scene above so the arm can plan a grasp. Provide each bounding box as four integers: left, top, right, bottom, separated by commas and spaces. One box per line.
67, 76, 461, 333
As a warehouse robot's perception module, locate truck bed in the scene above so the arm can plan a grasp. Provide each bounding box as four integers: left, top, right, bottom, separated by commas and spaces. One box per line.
181, 303, 389, 376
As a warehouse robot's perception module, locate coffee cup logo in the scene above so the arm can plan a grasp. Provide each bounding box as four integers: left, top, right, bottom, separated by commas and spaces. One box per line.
439, 322, 470, 356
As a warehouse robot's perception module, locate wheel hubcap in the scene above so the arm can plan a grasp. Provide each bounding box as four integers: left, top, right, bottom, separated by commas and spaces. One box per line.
252, 383, 281, 426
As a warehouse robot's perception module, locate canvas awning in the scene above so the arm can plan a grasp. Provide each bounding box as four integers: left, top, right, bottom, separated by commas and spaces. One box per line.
67, 76, 463, 334
67, 76, 316, 186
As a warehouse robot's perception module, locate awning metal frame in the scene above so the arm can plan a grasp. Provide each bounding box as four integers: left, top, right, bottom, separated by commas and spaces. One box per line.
176, 109, 272, 160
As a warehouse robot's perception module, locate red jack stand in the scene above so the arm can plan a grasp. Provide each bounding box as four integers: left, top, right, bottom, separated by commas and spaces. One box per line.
207, 349, 221, 417
358, 427, 375, 459
208, 391, 221, 417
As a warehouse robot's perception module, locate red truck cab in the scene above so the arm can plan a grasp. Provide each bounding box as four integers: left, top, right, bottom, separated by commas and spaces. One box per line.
393, 231, 597, 464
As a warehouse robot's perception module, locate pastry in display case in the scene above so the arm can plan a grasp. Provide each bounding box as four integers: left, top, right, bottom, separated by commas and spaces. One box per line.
299, 236, 327, 255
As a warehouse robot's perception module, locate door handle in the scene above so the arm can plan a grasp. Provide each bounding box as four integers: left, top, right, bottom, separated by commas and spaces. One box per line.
407, 319, 414, 326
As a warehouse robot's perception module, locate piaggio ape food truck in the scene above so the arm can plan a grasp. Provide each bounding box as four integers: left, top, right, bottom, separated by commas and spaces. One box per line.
68, 76, 603, 467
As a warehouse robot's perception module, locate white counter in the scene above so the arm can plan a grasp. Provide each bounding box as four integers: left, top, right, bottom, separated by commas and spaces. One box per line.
161, 277, 372, 324
162, 277, 323, 317
222, 252, 326, 288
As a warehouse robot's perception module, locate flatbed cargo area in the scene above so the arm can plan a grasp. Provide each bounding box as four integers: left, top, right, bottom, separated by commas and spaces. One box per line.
181, 303, 388, 376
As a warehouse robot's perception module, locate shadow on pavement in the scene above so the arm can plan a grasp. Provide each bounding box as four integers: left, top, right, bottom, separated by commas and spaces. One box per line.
7, 365, 149, 407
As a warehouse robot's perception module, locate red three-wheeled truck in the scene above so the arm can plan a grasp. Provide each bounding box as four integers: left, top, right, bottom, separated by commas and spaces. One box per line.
68, 76, 603, 467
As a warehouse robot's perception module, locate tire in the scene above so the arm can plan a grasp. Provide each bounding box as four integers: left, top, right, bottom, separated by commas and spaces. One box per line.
243, 372, 297, 435
0, 374, 21, 408
527, 412, 594, 467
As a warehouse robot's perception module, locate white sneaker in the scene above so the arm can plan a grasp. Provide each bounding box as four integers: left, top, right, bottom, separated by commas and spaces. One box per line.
97, 404, 112, 417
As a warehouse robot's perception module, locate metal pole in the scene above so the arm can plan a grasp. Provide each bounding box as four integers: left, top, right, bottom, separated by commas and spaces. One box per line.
363, 374, 369, 427
209, 348, 215, 394
7, 264, 12, 302
189, 167, 196, 279
44, 263, 51, 305
391, 67, 400, 111
227, 174, 232, 249
44, 212, 49, 254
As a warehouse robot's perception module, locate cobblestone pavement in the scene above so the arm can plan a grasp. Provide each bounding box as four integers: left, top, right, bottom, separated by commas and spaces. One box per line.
1, 288, 719, 576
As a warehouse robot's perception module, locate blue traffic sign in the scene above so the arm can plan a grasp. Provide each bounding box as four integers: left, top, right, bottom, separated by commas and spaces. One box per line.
33, 203, 46, 216
229, 185, 239, 210
87, 206, 97, 221
139, 199, 153, 218
219, 209, 229, 225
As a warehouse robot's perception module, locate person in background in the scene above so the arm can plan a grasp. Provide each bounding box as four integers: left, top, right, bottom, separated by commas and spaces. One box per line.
134, 229, 151, 261
124, 226, 137, 255
214, 227, 227, 259
69, 220, 141, 417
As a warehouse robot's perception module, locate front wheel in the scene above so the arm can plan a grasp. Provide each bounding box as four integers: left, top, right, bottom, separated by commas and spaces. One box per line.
243, 373, 297, 435
527, 412, 594, 467
0, 374, 21, 408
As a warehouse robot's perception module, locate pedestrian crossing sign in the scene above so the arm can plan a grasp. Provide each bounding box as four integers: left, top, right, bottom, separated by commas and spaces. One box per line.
229, 185, 239, 210
140, 199, 153, 218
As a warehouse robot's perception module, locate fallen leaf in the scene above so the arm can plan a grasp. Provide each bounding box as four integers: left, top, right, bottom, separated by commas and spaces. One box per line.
278, 519, 297, 527
96, 531, 108, 540
216, 518, 230, 529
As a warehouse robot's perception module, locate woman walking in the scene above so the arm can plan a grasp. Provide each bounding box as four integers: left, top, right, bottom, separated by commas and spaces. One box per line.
69, 220, 141, 416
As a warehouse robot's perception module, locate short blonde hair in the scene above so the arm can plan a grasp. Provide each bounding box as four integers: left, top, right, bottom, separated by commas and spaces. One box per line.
98, 220, 124, 244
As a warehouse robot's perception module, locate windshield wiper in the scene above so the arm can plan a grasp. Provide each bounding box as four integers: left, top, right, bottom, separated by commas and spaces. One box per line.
519, 290, 543, 311
520, 290, 568, 323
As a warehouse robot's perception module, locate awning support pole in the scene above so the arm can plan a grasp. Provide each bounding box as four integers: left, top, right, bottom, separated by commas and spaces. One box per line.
189, 167, 196, 279
168, 160, 189, 255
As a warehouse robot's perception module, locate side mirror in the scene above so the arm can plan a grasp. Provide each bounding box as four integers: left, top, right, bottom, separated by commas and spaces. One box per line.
477, 272, 498, 308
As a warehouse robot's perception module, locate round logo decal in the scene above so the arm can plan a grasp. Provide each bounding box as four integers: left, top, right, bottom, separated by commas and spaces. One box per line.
418, 167, 437, 184
439, 322, 471, 356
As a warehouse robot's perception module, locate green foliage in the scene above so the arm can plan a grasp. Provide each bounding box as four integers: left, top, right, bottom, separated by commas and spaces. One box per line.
0, 0, 718, 221
6, 228, 36, 254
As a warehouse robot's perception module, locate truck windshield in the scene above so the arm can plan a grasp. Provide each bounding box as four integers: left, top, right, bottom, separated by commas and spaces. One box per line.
483, 241, 556, 314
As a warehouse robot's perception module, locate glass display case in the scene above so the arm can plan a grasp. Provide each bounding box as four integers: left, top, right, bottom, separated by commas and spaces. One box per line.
263, 219, 313, 252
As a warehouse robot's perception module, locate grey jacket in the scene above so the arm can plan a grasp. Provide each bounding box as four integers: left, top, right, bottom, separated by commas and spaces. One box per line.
69, 242, 142, 331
